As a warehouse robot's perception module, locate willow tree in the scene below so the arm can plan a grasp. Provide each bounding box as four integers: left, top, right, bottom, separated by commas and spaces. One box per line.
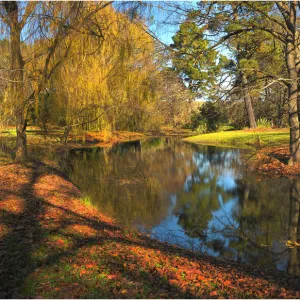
0, 1, 112, 161
49, 5, 162, 136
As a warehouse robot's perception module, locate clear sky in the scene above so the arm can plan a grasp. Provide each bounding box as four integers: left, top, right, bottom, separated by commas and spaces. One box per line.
145, 1, 197, 46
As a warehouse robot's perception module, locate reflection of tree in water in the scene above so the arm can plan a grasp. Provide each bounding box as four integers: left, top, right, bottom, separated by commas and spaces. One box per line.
174, 146, 242, 249
64, 137, 198, 227
228, 177, 299, 276
174, 145, 300, 274
287, 177, 300, 276
229, 178, 290, 268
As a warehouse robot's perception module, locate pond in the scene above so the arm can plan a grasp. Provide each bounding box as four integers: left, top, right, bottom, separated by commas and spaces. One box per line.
61, 137, 300, 276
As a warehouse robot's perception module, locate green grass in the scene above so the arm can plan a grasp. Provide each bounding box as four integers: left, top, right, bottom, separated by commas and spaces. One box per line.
184, 129, 290, 149
80, 195, 93, 207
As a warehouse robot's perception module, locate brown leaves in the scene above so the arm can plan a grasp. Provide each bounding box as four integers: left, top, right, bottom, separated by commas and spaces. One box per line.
209, 290, 218, 297
1, 162, 300, 299
79, 269, 90, 276
0, 196, 25, 215
249, 145, 300, 176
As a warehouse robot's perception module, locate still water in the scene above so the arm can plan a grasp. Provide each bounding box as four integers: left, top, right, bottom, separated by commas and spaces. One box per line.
62, 137, 300, 275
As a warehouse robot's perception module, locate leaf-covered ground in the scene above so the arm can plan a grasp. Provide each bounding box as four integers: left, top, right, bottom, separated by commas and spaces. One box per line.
248, 146, 300, 176
0, 162, 299, 298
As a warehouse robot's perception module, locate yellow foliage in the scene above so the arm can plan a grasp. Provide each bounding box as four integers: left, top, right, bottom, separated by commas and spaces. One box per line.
286, 240, 300, 248
49, 6, 159, 132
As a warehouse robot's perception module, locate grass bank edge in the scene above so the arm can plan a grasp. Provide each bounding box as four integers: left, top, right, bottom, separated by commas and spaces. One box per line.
183, 129, 290, 150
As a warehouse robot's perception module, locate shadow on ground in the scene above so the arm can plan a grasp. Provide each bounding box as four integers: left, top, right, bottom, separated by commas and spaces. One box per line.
0, 161, 299, 298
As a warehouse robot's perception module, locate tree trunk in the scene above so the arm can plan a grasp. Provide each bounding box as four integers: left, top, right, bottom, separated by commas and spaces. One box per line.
288, 178, 300, 276
62, 126, 72, 145
286, 42, 300, 165
12, 29, 27, 162
5, 2, 27, 162
241, 72, 257, 129
276, 89, 287, 128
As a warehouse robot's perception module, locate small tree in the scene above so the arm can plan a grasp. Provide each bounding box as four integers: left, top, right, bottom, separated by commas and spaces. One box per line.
191, 101, 226, 133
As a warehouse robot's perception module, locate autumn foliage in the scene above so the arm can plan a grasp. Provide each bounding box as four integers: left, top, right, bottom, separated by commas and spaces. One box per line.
0, 162, 299, 298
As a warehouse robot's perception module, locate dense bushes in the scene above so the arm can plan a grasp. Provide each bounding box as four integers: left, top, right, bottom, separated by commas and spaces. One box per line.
191, 101, 227, 133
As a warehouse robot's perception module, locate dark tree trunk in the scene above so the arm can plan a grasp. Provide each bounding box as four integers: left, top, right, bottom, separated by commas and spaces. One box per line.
12, 29, 27, 162
276, 89, 287, 128
288, 178, 300, 276
286, 42, 300, 165
4, 2, 27, 162
241, 72, 257, 129
62, 126, 72, 145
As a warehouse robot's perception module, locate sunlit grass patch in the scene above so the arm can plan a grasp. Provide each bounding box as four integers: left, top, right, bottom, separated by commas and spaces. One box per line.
80, 194, 93, 207
31, 234, 74, 264
24, 251, 124, 298
184, 129, 289, 149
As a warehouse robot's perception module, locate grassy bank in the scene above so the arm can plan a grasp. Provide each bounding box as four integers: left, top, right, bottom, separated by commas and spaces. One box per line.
0, 127, 146, 163
0, 126, 194, 164
0, 127, 146, 149
184, 128, 300, 176
0, 161, 299, 298
184, 128, 289, 149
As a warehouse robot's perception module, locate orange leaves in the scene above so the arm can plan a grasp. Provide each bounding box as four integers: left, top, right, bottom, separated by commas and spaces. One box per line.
182, 267, 200, 276
197, 275, 206, 281
53, 238, 66, 247
0, 224, 10, 238
249, 145, 300, 176
209, 290, 218, 297
79, 269, 88, 276
0, 196, 25, 215
85, 263, 97, 269
169, 279, 180, 287
223, 280, 232, 287
66, 224, 97, 238
1, 162, 300, 299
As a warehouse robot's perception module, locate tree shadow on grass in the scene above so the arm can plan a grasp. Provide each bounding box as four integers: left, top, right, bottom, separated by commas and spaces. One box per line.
0, 161, 299, 298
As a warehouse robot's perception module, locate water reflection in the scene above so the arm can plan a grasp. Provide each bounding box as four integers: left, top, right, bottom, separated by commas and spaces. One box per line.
288, 178, 300, 276
63, 137, 300, 275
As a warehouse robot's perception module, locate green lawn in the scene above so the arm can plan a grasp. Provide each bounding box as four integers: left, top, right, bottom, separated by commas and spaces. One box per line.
184, 129, 290, 149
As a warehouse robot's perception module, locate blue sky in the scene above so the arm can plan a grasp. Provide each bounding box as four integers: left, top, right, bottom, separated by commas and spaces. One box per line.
145, 1, 197, 46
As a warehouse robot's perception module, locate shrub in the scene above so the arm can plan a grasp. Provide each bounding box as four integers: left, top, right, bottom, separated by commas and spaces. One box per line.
257, 118, 272, 128
191, 101, 227, 133
195, 123, 207, 133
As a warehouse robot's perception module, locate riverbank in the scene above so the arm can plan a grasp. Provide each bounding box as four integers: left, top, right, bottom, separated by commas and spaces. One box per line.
0, 127, 146, 163
184, 128, 289, 149
0, 127, 193, 163
184, 128, 300, 176
0, 161, 299, 298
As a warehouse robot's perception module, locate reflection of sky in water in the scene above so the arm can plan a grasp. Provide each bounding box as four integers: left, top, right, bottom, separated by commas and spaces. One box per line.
217, 171, 237, 191
149, 150, 242, 256
205, 197, 239, 255
150, 195, 206, 251
150, 194, 241, 258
